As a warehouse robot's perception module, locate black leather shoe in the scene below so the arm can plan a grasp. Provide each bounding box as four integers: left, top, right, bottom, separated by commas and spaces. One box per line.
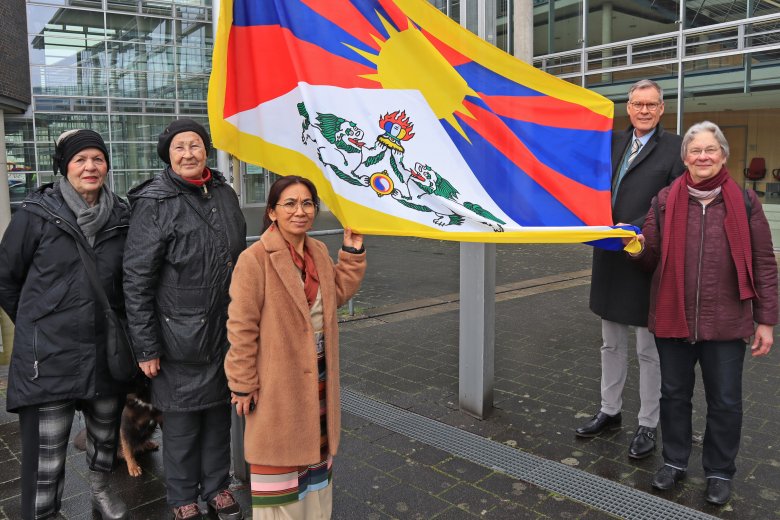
575, 411, 622, 438
651, 465, 686, 490
207, 489, 243, 520
705, 478, 731, 505
628, 426, 657, 459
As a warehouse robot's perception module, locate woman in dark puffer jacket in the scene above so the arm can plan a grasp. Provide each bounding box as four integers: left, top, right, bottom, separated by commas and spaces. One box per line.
0, 130, 130, 520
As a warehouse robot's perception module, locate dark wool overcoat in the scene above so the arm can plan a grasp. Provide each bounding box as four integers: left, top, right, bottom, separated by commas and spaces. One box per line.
0, 183, 130, 412
123, 168, 246, 412
589, 125, 685, 326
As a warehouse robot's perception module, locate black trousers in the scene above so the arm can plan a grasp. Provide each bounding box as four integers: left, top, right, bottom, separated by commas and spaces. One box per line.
162, 404, 232, 507
655, 337, 745, 479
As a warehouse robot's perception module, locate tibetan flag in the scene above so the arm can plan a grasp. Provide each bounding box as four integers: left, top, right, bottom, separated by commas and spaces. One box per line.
209, 0, 635, 245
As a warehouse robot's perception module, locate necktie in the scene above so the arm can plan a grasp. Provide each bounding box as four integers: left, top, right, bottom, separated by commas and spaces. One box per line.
626, 138, 641, 166
612, 138, 642, 205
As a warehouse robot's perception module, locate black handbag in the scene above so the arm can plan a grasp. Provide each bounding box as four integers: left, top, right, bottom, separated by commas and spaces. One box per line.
75, 239, 139, 382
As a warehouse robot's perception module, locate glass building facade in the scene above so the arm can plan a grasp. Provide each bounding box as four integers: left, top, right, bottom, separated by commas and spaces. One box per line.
5, 1, 780, 238
6, 0, 214, 200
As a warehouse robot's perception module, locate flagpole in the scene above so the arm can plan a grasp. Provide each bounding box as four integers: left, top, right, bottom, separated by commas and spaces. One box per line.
458, 0, 497, 420
212, 0, 235, 187
213, 0, 249, 483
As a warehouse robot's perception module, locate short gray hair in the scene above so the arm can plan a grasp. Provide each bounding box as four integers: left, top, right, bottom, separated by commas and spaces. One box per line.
628, 79, 663, 101
681, 121, 729, 161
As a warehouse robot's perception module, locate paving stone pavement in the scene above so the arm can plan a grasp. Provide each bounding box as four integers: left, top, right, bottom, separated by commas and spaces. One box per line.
1, 217, 778, 519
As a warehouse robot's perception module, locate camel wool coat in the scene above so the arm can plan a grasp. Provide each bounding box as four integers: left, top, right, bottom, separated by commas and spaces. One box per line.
224, 227, 366, 466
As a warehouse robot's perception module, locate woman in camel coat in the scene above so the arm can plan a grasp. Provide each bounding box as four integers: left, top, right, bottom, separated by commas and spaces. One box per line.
225, 176, 366, 519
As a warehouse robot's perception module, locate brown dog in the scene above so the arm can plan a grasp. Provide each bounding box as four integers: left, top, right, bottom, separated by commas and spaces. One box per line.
119, 389, 163, 476
73, 387, 163, 477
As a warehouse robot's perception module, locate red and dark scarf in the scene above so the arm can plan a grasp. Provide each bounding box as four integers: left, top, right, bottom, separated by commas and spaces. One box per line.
182, 167, 212, 187
655, 167, 756, 338
286, 240, 320, 308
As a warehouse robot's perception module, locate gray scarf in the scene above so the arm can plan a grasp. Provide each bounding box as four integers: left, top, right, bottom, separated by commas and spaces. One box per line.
59, 177, 114, 246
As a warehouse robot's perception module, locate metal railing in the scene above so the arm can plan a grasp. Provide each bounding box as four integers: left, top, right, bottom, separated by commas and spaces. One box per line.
534, 12, 780, 81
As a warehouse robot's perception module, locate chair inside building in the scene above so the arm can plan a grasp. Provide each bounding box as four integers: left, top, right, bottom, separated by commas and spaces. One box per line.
744, 157, 767, 194
767, 168, 780, 198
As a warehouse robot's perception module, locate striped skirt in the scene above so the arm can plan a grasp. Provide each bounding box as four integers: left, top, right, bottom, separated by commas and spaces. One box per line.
250, 334, 331, 509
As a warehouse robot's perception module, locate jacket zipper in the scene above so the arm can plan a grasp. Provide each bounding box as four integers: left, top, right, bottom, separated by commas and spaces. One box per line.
32, 325, 39, 380
694, 202, 707, 343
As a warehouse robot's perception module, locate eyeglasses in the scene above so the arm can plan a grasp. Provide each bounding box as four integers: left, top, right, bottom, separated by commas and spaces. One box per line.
687, 147, 721, 158
276, 200, 317, 214
628, 101, 662, 112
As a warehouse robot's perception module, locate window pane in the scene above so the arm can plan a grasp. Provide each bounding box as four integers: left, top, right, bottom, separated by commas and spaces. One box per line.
175, 5, 210, 21
586, 1, 679, 48
109, 70, 177, 98
177, 19, 212, 47
685, 1, 746, 28
177, 74, 208, 100
106, 13, 174, 45
177, 46, 211, 73
244, 165, 266, 205
107, 0, 140, 13
110, 114, 172, 141
33, 96, 108, 112
142, 1, 174, 17
110, 142, 160, 171
112, 170, 156, 196
31, 66, 108, 97
178, 100, 208, 115
36, 142, 55, 173
174, 0, 213, 8
110, 98, 177, 113
5, 118, 34, 143
107, 41, 174, 72
534, 0, 583, 56
27, 5, 105, 39
6, 143, 37, 177
29, 0, 102, 7
34, 113, 110, 143
28, 34, 106, 67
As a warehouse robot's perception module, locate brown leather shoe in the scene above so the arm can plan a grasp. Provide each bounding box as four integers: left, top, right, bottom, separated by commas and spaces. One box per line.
172, 503, 201, 520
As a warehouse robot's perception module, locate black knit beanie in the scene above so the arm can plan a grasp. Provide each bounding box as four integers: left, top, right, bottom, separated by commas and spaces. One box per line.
52, 129, 110, 175
157, 118, 212, 164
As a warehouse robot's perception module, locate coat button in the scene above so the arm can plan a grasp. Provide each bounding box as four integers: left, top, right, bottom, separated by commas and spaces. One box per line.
212, 207, 217, 213
227, 261, 233, 267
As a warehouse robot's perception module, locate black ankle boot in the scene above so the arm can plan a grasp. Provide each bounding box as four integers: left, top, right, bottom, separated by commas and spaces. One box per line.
88, 470, 128, 520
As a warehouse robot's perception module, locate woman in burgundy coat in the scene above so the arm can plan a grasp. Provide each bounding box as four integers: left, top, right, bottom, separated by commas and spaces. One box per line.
628, 121, 777, 506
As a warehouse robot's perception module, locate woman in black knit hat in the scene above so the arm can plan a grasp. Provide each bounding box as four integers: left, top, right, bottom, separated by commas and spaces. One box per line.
0, 129, 131, 520
123, 118, 246, 520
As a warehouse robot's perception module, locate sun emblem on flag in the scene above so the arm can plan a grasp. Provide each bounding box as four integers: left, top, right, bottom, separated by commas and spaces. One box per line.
345, 14, 477, 140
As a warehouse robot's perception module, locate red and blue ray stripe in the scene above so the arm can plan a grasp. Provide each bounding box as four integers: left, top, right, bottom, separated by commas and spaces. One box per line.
224, 0, 613, 227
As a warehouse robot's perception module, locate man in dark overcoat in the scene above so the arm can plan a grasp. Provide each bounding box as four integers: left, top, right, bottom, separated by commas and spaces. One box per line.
577, 80, 685, 459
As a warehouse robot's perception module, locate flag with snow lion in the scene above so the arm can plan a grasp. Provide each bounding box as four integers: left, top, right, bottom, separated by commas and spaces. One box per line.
208, 0, 635, 244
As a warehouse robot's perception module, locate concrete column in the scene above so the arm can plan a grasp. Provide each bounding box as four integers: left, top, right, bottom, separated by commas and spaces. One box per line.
0, 110, 14, 363
601, 2, 613, 83
513, 0, 533, 61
